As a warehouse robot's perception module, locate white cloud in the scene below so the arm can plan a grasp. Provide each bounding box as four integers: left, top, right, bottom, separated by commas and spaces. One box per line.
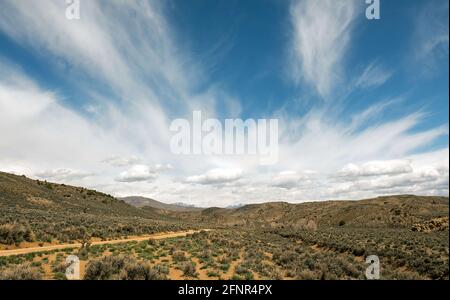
154, 163, 174, 172
327, 149, 449, 198
0, 61, 128, 169
116, 165, 157, 183
348, 97, 403, 130
340, 160, 413, 177
351, 168, 447, 192
186, 168, 242, 185
35, 169, 93, 182
277, 107, 447, 173
271, 171, 309, 189
354, 62, 393, 89
0, 0, 185, 104
290, 0, 358, 97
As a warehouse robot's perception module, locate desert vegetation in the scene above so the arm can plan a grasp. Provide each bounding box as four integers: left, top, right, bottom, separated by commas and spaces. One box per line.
0, 228, 447, 280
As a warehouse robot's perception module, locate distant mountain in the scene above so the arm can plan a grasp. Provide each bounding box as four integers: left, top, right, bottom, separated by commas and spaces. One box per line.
169, 195, 449, 229
120, 196, 203, 212
172, 202, 199, 208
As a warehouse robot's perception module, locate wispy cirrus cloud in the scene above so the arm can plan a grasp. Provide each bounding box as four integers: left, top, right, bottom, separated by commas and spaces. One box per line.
289, 0, 358, 98
354, 62, 393, 89
0, 0, 188, 103
412, 0, 449, 75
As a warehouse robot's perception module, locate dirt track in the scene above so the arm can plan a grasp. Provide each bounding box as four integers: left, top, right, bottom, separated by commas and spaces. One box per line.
0, 230, 207, 257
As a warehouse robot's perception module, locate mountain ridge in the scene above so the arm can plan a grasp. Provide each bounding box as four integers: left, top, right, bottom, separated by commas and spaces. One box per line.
119, 196, 203, 212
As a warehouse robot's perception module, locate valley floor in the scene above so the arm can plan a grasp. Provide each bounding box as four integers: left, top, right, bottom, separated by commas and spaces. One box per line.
0, 227, 448, 280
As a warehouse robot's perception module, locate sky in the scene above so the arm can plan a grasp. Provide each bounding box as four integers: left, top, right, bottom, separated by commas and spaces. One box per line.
0, 0, 448, 207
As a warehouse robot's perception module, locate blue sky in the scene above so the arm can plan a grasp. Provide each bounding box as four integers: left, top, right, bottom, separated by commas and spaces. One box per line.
0, 0, 448, 206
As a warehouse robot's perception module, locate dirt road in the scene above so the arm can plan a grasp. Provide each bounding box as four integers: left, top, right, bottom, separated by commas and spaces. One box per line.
0, 229, 208, 257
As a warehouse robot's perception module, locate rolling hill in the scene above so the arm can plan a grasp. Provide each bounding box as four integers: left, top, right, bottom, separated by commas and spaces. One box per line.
0, 172, 191, 245
1, 171, 448, 246
120, 196, 202, 212
169, 195, 449, 229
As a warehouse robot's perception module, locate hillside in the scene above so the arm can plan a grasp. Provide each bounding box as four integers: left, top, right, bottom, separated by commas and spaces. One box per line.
120, 196, 202, 212
0, 172, 190, 245
170, 195, 449, 229
1, 171, 448, 245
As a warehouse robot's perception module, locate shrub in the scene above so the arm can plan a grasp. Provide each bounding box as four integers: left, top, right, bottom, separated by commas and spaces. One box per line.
275, 251, 298, 266
153, 264, 169, 275
220, 263, 230, 271
0, 264, 42, 280
235, 265, 250, 275
84, 256, 166, 280
352, 247, 365, 256
0, 224, 35, 245
120, 262, 166, 280
181, 261, 197, 278
172, 251, 187, 262
207, 271, 219, 278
